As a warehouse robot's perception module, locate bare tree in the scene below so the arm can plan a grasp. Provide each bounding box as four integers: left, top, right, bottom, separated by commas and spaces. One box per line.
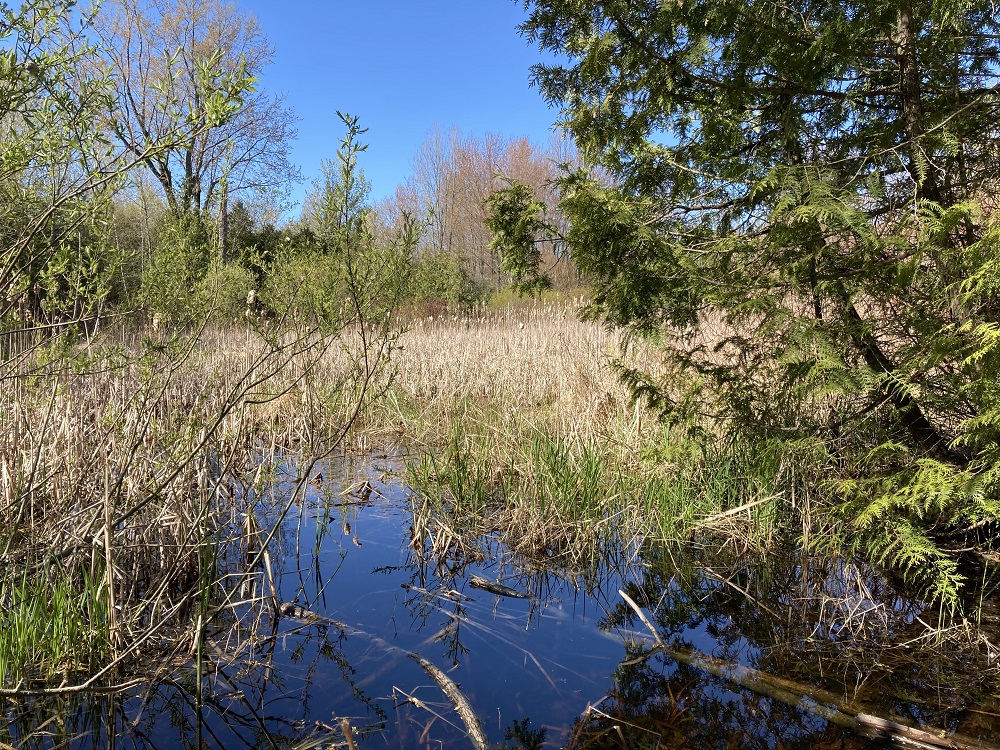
391, 126, 580, 293
1, 0, 255, 333
94, 0, 299, 221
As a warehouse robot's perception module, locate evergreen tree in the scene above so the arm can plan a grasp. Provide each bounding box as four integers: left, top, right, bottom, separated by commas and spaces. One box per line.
494, 0, 1000, 599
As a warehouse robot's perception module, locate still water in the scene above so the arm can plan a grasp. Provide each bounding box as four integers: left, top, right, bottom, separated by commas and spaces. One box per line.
4, 451, 1000, 748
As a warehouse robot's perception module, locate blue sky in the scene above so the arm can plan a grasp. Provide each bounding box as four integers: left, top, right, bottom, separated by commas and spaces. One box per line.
241, 1, 562, 212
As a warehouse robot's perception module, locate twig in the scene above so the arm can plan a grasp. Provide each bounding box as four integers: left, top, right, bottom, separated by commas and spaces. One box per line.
618, 589, 665, 648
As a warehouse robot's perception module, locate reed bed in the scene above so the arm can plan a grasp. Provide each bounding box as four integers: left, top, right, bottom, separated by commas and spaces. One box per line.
368, 301, 787, 574
3, 302, 992, 748
384, 305, 1000, 733
0, 317, 394, 690
0, 300, 784, 690
4, 297, 993, 750
376, 299, 662, 438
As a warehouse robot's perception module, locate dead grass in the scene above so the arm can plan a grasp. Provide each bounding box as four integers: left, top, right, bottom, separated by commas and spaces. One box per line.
0, 300, 782, 686
372, 302, 784, 574
370, 300, 670, 444
0, 318, 392, 687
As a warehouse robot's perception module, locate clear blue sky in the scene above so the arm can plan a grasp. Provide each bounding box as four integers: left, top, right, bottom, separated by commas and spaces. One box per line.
241, 1, 561, 213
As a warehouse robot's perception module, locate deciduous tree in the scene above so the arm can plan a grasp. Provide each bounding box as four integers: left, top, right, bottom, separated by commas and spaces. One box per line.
395, 126, 580, 297
94, 0, 298, 220
0, 0, 247, 335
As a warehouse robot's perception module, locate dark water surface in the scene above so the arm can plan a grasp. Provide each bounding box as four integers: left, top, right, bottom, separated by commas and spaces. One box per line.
5, 452, 1000, 749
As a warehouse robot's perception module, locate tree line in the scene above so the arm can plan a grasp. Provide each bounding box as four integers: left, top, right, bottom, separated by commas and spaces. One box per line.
1, 0, 580, 341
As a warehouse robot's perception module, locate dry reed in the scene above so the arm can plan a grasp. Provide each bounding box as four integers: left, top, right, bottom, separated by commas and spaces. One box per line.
373, 299, 669, 443
370, 302, 784, 576
0, 315, 395, 688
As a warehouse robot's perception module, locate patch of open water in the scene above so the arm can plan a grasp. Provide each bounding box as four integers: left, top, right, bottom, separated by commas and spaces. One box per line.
4, 451, 999, 749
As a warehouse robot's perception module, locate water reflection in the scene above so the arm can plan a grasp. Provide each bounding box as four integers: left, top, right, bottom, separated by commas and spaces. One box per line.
2, 451, 998, 749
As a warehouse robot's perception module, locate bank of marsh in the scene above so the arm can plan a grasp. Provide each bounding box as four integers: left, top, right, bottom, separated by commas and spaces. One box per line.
2, 301, 1000, 749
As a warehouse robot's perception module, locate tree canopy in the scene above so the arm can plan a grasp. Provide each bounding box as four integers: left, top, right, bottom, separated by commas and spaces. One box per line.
94, 0, 298, 219
493, 0, 1000, 599
0, 0, 251, 330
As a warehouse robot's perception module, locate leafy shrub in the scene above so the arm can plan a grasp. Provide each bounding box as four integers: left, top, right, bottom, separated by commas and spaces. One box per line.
194, 261, 255, 322
406, 248, 482, 308
141, 214, 214, 323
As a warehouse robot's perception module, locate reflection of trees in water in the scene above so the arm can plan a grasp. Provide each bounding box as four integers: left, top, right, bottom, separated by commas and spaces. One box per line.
394, 498, 1000, 747
11, 469, 997, 749
568, 645, 879, 750
569, 644, 881, 750
1, 614, 390, 748
591, 540, 1000, 747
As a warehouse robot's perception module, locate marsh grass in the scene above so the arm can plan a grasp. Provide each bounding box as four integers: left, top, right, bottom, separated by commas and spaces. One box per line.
0, 310, 398, 690
384, 302, 789, 571
0, 566, 110, 687
0, 299, 898, 718
3, 300, 992, 746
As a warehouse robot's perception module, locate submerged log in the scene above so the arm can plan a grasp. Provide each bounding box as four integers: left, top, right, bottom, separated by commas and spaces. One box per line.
619, 593, 997, 750
469, 575, 531, 600
277, 606, 488, 750
407, 652, 490, 750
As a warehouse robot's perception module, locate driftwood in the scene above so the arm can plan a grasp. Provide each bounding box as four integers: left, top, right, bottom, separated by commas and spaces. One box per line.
469, 575, 531, 600
618, 591, 998, 750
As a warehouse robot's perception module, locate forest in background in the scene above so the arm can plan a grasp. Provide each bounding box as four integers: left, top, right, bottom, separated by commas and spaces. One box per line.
3, 0, 584, 344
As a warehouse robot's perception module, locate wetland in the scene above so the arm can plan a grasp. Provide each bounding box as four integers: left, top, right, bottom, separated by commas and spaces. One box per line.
7, 0, 1000, 745
3, 307, 1000, 750
4, 442, 1000, 749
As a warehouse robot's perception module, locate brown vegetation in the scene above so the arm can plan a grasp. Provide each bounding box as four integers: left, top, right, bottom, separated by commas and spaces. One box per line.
373, 297, 667, 441
0, 319, 388, 687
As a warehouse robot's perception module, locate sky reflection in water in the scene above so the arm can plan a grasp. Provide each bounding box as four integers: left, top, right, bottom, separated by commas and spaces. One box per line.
5, 451, 998, 749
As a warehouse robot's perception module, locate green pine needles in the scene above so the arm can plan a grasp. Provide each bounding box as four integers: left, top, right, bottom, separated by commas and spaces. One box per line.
490, 0, 1000, 604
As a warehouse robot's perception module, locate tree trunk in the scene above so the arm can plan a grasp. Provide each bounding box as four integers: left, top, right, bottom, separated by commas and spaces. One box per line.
218, 178, 229, 263
843, 300, 964, 463
896, 0, 941, 204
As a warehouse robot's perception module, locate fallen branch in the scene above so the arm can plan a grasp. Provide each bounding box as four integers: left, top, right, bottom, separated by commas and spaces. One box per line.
279, 610, 488, 750
692, 496, 774, 528
407, 652, 490, 750
618, 592, 996, 750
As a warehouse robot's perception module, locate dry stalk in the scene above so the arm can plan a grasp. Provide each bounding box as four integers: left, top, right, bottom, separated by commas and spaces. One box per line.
375, 303, 668, 443
0, 317, 395, 687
